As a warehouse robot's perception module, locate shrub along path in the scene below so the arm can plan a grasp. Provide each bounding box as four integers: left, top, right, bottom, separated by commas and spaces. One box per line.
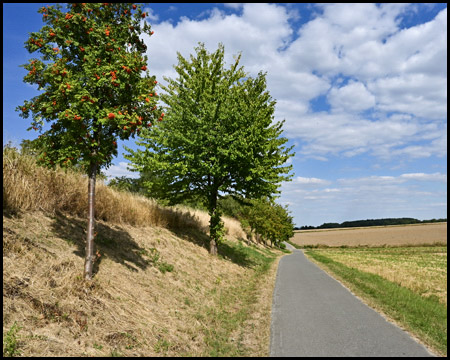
269, 245, 435, 357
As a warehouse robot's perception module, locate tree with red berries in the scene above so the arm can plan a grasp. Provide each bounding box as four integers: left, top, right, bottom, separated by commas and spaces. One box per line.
16, 3, 161, 280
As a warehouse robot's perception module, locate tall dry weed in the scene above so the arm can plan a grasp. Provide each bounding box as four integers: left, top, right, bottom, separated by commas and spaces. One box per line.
3, 146, 244, 237
3, 145, 87, 215
3, 147, 193, 229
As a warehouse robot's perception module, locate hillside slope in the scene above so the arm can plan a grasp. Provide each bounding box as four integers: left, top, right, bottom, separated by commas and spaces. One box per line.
3, 147, 284, 356
3, 210, 283, 357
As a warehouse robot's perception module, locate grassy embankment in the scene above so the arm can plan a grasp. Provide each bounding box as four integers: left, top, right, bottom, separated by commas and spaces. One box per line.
286, 240, 447, 357
3, 146, 287, 357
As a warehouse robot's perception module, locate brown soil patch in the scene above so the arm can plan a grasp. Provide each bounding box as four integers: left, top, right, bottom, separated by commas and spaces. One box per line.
291, 223, 447, 247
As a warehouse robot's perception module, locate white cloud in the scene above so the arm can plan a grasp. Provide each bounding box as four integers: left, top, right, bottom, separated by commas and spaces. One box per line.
223, 3, 243, 10
337, 175, 404, 186
287, 3, 407, 77
141, 3, 446, 163
143, 3, 295, 79
284, 112, 428, 159
400, 172, 447, 182
337, 172, 447, 187
294, 176, 331, 187
368, 74, 447, 120
328, 81, 376, 113
104, 162, 139, 180
279, 171, 447, 226
143, 7, 159, 22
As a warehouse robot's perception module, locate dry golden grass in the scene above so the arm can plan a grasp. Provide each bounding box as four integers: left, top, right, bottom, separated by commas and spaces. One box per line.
306, 247, 447, 305
176, 206, 247, 240
2, 146, 244, 238
3, 210, 280, 356
2, 211, 244, 356
291, 223, 447, 247
3, 147, 281, 356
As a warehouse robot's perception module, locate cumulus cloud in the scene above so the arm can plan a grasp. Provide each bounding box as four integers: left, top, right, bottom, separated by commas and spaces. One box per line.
223, 3, 243, 10
141, 3, 446, 163
143, 3, 295, 78
293, 176, 332, 187
368, 74, 447, 119
328, 81, 375, 113
400, 172, 447, 182
279, 171, 447, 225
104, 162, 139, 181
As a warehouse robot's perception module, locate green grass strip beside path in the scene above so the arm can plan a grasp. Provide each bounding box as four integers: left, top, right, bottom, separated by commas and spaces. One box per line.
305, 251, 447, 356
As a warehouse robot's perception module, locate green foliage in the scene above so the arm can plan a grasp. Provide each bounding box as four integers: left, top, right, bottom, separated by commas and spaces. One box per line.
107, 176, 142, 193
157, 262, 174, 274
210, 208, 226, 245
3, 322, 22, 357
219, 195, 294, 248
19, 138, 108, 181
93, 343, 103, 350
16, 3, 162, 174
154, 338, 171, 353
243, 198, 294, 247
218, 195, 246, 220
110, 348, 123, 357
140, 247, 174, 274
125, 42, 294, 251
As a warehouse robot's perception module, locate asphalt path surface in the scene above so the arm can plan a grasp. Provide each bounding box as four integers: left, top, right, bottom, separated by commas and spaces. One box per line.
270, 243, 435, 357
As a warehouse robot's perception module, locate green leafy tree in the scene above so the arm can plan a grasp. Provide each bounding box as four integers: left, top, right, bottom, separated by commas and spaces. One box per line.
243, 198, 294, 247
269, 202, 295, 247
125, 43, 294, 255
16, 3, 162, 280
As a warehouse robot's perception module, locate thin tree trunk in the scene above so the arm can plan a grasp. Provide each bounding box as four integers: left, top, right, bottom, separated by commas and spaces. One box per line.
84, 161, 97, 280
246, 232, 251, 246
209, 237, 218, 256
208, 188, 219, 256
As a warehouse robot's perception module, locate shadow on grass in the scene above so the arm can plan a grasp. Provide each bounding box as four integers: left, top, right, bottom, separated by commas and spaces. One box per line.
49, 212, 151, 277
170, 226, 210, 250
49, 208, 273, 275
2, 197, 23, 220
217, 240, 276, 269
167, 220, 274, 269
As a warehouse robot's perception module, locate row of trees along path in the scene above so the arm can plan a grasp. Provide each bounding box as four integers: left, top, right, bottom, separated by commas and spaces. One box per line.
18, 3, 294, 280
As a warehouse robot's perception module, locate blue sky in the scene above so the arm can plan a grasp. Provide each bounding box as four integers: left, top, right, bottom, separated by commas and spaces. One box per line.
3, 3, 447, 227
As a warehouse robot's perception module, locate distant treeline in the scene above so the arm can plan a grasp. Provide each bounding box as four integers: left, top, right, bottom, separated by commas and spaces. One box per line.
296, 218, 447, 230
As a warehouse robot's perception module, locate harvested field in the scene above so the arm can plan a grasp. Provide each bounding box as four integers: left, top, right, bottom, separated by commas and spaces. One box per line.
305, 246, 447, 305
291, 222, 447, 247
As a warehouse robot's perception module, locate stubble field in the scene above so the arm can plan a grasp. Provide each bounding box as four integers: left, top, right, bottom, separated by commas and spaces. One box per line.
291, 222, 447, 248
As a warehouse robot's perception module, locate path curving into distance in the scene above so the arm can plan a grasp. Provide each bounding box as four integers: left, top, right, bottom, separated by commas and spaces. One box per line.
269, 243, 435, 357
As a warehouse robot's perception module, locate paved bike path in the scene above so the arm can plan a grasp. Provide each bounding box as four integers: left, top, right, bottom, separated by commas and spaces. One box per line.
270, 244, 435, 357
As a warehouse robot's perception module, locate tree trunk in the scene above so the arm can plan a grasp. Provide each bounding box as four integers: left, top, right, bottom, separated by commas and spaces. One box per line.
84, 161, 97, 280
209, 237, 218, 256
246, 233, 251, 246
208, 188, 219, 256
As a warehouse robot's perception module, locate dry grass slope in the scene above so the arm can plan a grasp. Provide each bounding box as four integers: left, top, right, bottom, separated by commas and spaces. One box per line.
3, 147, 281, 356
3, 145, 245, 235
